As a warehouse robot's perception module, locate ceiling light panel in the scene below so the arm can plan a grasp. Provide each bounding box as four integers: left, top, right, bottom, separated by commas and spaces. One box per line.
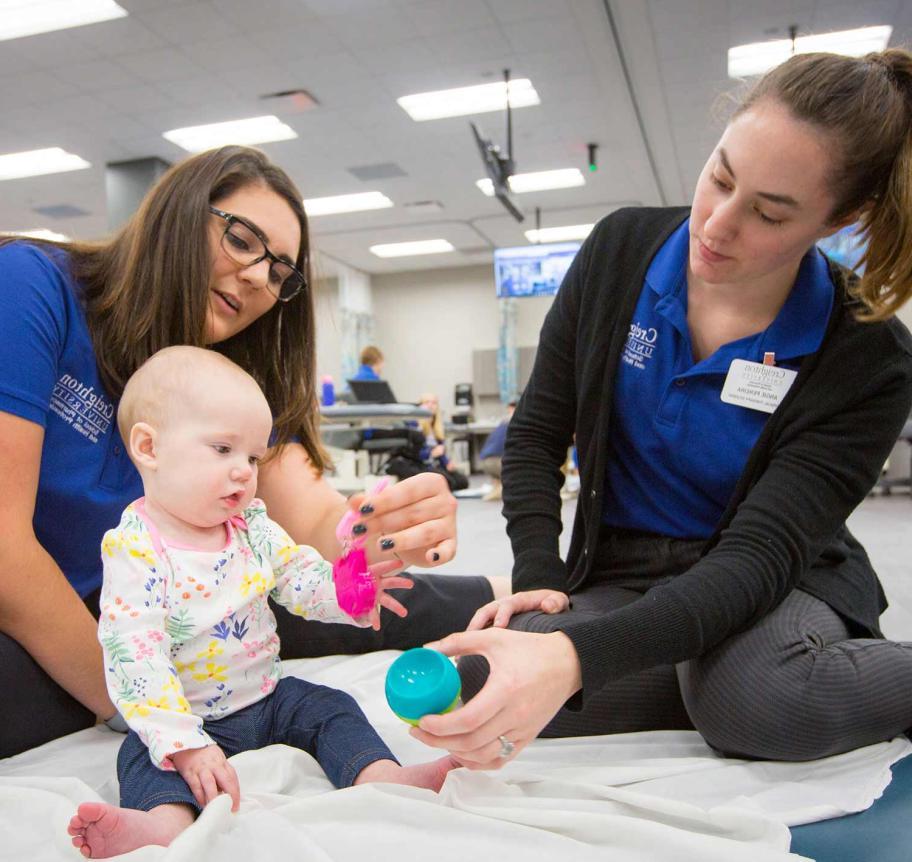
370, 239, 454, 258
0, 0, 127, 42
728, 26, 892, 78
304, 191, 394, 216
477, 168, 585, 196
398, 78, 540, 121
162, 116, 297, 152
4, 228, 70, 241
525, 224, 594, 243
0, 148, 91, 181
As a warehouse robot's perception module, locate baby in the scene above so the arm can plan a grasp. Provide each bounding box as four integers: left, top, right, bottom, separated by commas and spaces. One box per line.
68, 346, 455, 859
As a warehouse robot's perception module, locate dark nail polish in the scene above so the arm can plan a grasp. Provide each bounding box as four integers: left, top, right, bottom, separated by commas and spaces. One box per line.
359, 503, 375, 515
352, 523, 367, 536
432, 552, 440, 562
380, 538, 395, 551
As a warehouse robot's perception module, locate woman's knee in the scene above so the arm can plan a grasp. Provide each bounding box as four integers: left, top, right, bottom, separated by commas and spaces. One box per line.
679, 657, 854, 761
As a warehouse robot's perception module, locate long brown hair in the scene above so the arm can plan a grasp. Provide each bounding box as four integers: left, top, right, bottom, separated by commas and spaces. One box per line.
418, 393, 445, 443
1, 146, 327, 469
735, 48, 912, 321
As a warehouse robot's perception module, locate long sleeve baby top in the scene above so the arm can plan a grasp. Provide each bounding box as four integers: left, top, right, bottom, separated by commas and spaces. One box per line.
98, 498, 357, 769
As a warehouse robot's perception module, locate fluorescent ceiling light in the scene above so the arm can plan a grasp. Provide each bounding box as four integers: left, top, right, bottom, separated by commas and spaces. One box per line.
0, 0, 127, 42
0, 147, 91, 181
304, 191, 393, 216
163, 116, 297, 152
4, 228, 71, 241
525, 223, 594, 243
398, 79, 540, 121
477, 168, 585, 196
370, 239, 454, 258
728, 26, 892, 78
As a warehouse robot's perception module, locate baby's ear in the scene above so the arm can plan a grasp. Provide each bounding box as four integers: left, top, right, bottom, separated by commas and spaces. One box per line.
129, 422, 158, 469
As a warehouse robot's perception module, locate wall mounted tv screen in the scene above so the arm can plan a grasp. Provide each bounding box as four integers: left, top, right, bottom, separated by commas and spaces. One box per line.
494, 242, 581, 298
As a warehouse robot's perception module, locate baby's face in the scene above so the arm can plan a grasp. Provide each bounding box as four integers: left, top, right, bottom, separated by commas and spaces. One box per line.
149, 384, 273, 529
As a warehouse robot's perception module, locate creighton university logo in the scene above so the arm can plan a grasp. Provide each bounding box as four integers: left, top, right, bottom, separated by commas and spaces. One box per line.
622, 321, 658, 371
49, 374, 115, 444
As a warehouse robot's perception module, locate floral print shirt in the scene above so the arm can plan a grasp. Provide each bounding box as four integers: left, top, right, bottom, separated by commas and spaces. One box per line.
99, 498, 357, 769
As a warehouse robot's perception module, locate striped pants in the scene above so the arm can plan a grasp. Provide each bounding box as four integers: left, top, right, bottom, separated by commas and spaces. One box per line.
459, 531, 912, 761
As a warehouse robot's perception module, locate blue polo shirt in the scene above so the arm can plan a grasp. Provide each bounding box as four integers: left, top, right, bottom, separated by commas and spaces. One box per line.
0, 243, 142, 597
352, 364, 379, 381
602, 219, 834, 538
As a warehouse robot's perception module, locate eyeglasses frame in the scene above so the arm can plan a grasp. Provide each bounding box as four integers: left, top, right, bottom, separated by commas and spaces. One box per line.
208, 206, 307, 302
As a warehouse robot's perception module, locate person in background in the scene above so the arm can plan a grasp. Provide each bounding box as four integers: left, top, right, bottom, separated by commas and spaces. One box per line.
417, 393, 469, 492
352, 345, 385, 381
479, 401, 517, 502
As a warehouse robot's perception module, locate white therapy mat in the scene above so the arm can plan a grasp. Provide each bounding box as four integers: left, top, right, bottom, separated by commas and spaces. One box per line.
1, 651, 908, 862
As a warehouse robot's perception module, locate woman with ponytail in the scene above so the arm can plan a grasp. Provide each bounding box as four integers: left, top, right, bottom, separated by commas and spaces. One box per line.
413, 50, 912, 768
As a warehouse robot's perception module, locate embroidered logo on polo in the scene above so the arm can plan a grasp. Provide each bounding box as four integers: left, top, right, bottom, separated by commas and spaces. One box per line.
622, 321, 658, 370
49, 373, 114, 444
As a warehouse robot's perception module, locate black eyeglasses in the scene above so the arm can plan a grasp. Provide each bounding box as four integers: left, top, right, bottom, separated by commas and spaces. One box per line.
209, 206, 307, 302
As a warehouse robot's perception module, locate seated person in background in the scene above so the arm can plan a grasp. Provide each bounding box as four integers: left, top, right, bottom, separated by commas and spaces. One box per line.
68, 347, 456, 860
352, 345, 385, 381
479, 401, 517, 502
417, 393, 468, 491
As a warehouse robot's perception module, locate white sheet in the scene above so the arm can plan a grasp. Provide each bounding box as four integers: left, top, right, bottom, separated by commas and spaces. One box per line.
2, 651, 908, 861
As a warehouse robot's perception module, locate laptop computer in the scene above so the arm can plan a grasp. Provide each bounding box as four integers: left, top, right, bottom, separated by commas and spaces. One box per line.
347, 379, 398, 404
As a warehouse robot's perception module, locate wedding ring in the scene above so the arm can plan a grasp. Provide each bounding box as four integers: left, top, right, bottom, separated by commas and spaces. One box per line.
498, 734, 515, 758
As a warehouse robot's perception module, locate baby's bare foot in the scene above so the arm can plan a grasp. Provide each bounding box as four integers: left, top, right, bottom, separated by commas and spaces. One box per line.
67, 801, 193, 858
355, 755, 461, 792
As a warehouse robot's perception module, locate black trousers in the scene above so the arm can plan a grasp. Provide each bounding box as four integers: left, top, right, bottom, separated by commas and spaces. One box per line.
0, 573, 492, 760
460, 530, 912, 761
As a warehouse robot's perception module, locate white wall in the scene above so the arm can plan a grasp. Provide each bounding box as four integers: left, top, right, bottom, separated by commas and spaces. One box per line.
371, 264, 553, 416
897, 301, 912, 334
313, 275, 343, 386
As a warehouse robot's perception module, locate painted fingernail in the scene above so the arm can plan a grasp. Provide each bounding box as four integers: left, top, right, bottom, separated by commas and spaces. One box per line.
432, 552, 440, 561
352, 523, 367, 536
360, 503, 375, 515
380, 538, 395, 550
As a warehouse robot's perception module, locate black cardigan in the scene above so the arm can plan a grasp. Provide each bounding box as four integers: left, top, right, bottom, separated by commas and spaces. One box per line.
502, 207, 912, 700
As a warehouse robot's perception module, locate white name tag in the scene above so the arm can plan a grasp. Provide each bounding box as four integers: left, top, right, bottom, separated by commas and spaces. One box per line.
720, 358, 797, 414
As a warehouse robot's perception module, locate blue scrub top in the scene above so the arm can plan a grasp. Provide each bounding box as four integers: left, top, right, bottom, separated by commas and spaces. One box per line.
351, 364, 379, 381
601, 219, 834, 538
0, 243, 143, 597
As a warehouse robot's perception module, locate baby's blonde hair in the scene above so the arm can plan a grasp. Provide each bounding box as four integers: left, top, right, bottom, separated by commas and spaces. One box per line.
117, 346, 262, 444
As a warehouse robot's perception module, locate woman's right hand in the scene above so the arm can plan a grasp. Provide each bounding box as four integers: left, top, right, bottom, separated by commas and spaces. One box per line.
430, 443, 446, 459
410, 627, 582, 769
466, 589, 570, 631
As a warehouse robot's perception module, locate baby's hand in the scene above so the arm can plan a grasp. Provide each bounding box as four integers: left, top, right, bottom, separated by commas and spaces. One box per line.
365, 560, 414, 631
171, 744, 241, 812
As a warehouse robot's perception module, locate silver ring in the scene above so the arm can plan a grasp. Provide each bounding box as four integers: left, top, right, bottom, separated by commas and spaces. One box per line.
498, 735, 515, 758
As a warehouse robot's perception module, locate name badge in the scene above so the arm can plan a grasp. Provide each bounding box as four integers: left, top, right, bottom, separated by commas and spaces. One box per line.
720, 358, 797, 413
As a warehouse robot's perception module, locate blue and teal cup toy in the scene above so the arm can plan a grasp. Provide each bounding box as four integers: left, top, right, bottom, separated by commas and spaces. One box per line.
385, 647, 461, 726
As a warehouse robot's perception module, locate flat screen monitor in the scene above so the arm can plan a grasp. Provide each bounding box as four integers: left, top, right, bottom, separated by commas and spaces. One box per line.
347, 379, 398, 404
494, 241, 581, 298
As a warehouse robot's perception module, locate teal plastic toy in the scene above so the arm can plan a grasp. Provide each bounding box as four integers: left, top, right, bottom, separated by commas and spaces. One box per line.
385, 647, 462, 726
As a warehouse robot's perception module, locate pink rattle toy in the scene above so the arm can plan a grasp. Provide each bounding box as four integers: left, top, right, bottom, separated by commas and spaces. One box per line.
333, 478, 390, 619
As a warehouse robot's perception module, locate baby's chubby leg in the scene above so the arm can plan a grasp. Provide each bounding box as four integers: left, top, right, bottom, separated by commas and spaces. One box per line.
354, 756, 460, 792
67, 802, 194, 859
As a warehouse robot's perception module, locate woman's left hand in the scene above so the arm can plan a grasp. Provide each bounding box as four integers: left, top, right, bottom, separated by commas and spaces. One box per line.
347, 472, 457, 568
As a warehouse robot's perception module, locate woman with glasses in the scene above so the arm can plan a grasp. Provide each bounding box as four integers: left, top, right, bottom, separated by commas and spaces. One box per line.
0, 146, 499, 759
